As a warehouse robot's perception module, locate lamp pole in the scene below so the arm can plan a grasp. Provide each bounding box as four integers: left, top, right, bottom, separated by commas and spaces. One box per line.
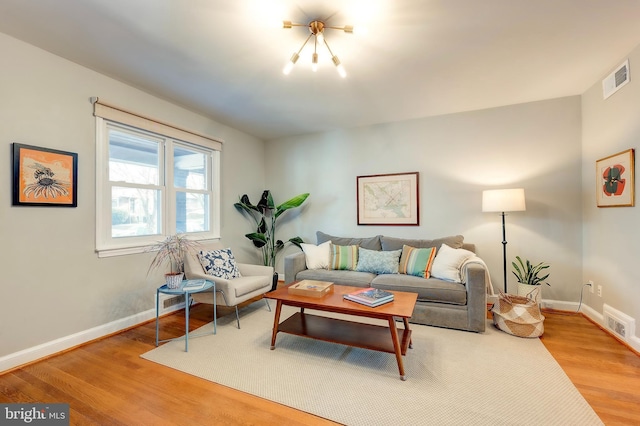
501, 211, 508, 293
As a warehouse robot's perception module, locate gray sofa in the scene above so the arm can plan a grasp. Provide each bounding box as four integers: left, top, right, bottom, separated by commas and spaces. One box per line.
284, 232, 487, 332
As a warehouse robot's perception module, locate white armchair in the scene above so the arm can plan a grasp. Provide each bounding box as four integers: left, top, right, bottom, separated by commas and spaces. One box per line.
184, 242, 273, 328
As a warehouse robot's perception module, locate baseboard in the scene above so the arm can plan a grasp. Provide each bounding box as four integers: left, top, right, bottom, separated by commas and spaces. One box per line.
0, 304, 182, 373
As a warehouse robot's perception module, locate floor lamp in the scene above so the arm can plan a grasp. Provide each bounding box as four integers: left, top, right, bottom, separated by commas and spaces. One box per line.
482, 188, 526, 293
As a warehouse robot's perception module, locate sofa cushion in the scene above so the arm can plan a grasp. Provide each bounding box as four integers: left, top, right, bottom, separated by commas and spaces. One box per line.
198, 248, 242, 279
371, 274, 467, 305
399, 245, 437, 278
356, 247, 402, 274
300, 241, 331, 269
296, 269, 375, 287
380, 235, 464, 251
329, 244, 358, 270
317, 231, 382, 250
431, 243, 475, 283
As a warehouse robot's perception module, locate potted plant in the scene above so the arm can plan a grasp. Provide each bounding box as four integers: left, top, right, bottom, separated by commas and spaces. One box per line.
148, 234, 200, 289
235, 190, 309, 290
511, 256, 550, 304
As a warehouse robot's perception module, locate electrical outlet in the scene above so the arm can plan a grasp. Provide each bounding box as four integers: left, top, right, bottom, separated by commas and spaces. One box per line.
597, 285, 602, 297
588, 280, 594, 293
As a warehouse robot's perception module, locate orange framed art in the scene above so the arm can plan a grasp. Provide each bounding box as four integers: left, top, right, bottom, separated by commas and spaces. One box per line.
12, 143, 78, 207
596, 148, 634, 208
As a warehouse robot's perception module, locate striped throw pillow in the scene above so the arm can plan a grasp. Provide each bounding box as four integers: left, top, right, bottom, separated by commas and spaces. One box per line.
399, 245, 437, 278
329, 244, 358, 270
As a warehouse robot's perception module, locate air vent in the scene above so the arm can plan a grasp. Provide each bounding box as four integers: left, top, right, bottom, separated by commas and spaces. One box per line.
602, 59, 630, 99
155, 293, 186, 314
603, 304, 634, 341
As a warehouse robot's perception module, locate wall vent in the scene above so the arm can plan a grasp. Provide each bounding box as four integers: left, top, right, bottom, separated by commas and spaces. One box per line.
156, 294, 186, 315
602, 59, 630, 99
603, 304, 634, 341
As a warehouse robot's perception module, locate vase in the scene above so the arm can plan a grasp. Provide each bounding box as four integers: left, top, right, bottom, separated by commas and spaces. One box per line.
166, 272, 185, 289
271, 272, 279, 291
516, 282, 541, 305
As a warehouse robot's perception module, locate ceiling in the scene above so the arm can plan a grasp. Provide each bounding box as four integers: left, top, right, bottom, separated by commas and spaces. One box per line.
2, 0, 640, 141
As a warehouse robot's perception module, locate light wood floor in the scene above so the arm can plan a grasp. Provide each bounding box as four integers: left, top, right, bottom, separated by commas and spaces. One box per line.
1, 302, 639, 425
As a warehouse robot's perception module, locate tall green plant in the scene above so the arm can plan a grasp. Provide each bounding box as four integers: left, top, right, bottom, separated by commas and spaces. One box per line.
234, 190, 309, 267
511, 256, 551, 286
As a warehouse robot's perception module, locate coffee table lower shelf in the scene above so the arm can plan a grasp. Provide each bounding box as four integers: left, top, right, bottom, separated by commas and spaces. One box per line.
273, 312, 412, 356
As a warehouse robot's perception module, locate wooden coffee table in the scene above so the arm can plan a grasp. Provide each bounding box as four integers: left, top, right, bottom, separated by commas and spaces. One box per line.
265, 283, 418, 380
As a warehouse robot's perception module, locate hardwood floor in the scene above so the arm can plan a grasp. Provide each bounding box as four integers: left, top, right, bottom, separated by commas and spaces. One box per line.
539, 310, 640, 426
1, 303, 638, 425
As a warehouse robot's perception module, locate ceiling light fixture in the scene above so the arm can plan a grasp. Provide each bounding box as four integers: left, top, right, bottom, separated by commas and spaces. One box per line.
282, 19, 353, 77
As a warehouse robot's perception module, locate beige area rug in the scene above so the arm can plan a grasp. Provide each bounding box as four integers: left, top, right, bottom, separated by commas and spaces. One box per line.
142, 303, 603, 426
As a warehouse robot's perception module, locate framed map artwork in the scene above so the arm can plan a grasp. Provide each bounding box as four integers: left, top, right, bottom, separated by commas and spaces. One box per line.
596, 149, 634, 207
357, 172, 419, 225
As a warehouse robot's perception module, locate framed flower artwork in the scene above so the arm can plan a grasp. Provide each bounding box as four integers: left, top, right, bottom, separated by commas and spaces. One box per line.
12, 143, 78, 207
596, 149, 634, 207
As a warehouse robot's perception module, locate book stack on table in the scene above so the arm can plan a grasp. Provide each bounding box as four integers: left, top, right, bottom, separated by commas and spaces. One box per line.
343, 288, 394, 307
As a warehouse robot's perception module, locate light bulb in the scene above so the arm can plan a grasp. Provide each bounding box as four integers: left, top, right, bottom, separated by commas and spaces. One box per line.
283, 52, 299, 75
332, 55, 347, 78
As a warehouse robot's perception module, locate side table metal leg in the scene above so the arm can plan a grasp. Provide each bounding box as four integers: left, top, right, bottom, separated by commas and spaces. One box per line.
185, 291, 190, 352
155, 289, 160, 347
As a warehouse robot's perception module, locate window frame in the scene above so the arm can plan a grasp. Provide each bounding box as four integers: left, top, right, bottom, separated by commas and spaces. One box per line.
94, 101, 221, 258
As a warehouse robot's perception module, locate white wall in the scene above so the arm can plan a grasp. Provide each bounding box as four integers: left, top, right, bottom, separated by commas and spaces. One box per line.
0, 33, 266, 359
266, 97, 583, 304
581, 44, 640, 343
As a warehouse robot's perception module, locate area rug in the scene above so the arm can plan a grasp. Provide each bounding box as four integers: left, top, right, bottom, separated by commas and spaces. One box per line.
142, 303, 603, 426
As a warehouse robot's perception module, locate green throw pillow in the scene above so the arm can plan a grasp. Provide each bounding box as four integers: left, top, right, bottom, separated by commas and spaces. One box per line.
399, 245, 437, 278
329, 244, 358, 270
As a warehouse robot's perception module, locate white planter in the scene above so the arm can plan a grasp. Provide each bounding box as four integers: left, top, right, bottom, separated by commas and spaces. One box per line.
516, 282, 541, 305
165, 272, 185, 289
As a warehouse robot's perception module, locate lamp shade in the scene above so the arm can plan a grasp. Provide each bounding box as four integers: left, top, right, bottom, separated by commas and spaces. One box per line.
482, 188, 526, 212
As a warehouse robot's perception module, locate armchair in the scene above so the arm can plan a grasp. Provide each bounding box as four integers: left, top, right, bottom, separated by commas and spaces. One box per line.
184, 242, 273, 328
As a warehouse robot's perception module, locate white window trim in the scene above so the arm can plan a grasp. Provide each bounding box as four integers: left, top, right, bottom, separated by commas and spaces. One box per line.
94, 99, 222, 257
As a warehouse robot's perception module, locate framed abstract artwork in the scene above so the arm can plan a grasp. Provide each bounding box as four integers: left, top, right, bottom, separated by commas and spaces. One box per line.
357, 172, 419, 225
12, 143, 78, 207
596, 148, 634, 207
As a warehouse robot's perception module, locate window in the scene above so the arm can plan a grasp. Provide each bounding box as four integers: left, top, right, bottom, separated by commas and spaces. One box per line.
94, 100, 221, 256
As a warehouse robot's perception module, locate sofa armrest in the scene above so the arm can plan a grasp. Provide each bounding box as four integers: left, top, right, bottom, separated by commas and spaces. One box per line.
237, 263, 274, 277
463, 263, 488, 332
284, 252, 307, 284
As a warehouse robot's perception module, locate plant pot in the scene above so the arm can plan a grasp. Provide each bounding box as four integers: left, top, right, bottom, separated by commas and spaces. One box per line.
166, 272, 185, 289
271, 272, 279, 292
516, 282, 541, 305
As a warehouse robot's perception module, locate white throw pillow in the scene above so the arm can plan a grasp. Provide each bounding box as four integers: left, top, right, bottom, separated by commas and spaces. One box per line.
301, 241, 331, 269
431, 243, 475, 283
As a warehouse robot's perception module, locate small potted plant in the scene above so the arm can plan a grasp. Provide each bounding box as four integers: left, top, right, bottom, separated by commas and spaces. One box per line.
512, 256, 550, 304
148, 234, 200, 288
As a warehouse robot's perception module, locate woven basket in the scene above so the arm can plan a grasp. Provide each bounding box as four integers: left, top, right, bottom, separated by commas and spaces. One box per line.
491, 291, 545, 338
